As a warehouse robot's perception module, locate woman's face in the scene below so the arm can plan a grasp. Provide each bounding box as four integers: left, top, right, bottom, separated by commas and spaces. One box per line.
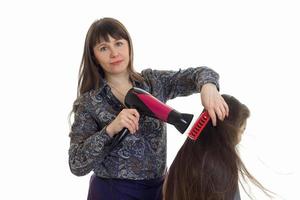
93, 35, 130, 76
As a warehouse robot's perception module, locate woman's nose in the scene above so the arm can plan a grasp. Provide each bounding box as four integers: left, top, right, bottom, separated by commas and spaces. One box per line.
110, 47, 119, 57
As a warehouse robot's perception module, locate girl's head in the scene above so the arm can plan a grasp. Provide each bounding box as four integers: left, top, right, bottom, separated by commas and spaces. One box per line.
191, 94, 250, 162
216, 94, 250, 145
163, 94, 252, 200
77, 17, 143, 96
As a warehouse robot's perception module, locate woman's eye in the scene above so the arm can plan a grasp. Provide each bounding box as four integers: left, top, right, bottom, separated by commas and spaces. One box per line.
99, 47, 107, 52
116, 41, 123, 46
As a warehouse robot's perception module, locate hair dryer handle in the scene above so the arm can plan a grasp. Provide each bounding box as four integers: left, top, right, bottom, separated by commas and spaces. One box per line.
110, 128, 129, 150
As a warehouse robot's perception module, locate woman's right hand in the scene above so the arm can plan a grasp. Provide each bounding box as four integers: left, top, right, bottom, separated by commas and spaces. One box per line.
106, 108, 140, 137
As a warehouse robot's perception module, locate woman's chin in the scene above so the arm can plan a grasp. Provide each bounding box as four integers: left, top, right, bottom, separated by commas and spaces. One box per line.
111, 66, 128, 74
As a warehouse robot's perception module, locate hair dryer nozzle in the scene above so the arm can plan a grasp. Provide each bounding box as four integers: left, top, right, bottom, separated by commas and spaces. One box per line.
168, 111, 194, 134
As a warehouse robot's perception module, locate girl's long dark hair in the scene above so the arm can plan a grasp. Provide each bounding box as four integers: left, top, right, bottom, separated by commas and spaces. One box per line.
164, 94, 273, 200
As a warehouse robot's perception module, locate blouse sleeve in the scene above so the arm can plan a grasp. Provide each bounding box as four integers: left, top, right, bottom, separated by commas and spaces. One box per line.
68, 96, 113, 176
141, 66, 220, 101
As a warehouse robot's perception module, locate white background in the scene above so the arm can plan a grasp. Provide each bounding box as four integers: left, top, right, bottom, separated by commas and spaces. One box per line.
0, 0, 299, 199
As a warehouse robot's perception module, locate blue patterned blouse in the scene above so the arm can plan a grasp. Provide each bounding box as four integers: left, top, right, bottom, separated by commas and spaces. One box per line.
68, 67, 220, 180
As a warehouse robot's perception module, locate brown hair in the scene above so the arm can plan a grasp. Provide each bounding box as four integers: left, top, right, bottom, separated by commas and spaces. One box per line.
164, 94, 273, 200
76, 17, 143, 97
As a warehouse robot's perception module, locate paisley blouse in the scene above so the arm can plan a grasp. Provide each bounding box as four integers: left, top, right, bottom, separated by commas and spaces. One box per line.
68, 67, 219, 180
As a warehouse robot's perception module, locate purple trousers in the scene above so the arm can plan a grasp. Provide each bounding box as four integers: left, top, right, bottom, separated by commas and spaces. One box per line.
87, 174, 164, 200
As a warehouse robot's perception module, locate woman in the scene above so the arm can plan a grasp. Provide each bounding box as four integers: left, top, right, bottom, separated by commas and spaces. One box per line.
68, 17, 229, 200
163, 94, 273, 200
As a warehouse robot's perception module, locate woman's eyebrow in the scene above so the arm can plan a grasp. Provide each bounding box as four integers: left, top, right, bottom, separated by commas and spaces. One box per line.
95, 42, 107, 47
97, 38, 120, 46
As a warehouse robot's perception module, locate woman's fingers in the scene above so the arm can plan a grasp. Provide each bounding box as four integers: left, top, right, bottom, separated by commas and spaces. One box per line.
119, 109, 140, 133
107, 108, 140, 136
121, 118, 136, 134
207, 108, 217, 126
217, 96, 229, 119
223, 98, 229, 117
127, 114, 139, 132
129, 109, 140, 120
200, 83, 230, 126
215, 106, 225, 122
128, 109, 140, 130
213, 97, 229, 124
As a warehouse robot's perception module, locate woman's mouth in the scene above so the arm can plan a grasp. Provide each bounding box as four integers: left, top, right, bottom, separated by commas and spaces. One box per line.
110, 60, 123, 65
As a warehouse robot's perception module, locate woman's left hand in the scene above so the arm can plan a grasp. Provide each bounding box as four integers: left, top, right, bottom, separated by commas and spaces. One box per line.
200, 83, 229, 126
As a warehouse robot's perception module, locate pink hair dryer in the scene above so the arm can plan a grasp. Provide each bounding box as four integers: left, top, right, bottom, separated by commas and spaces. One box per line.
111, 87, 194, 149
